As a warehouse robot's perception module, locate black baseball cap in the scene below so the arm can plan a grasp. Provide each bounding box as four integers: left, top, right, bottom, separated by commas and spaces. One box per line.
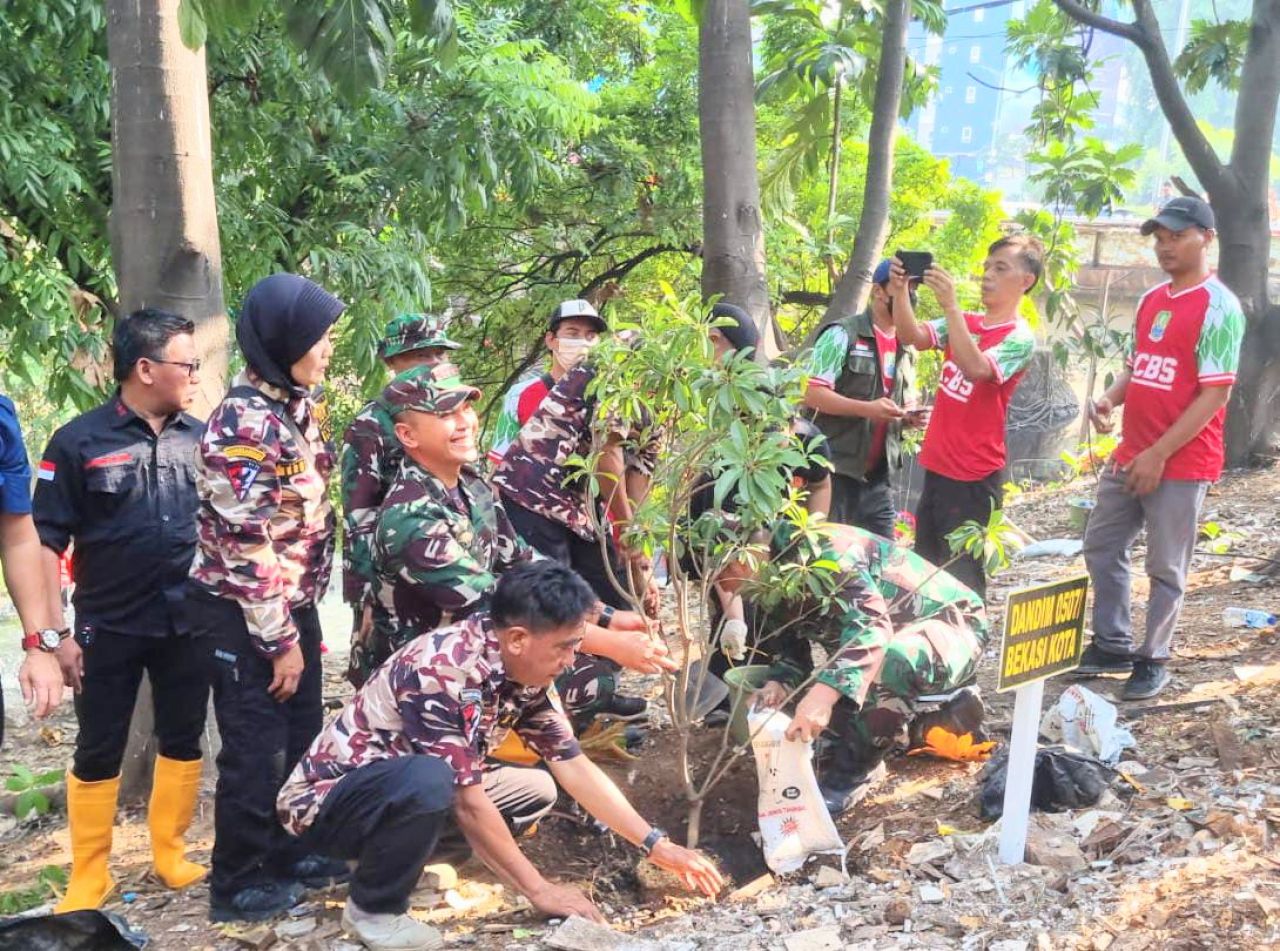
1140, 196, 1215, 235
548, 299, 607, 334
710, 302, 760, 354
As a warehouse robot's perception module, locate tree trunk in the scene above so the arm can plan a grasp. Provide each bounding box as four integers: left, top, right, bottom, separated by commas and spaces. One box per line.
1053, 0, 1280, 463
107, 0, 228, 419
699, 0, 772, 351
810, 0, 909, 343
824, 78, 844, 293
1218, 207, 1280, 464
106, 0, 228, 800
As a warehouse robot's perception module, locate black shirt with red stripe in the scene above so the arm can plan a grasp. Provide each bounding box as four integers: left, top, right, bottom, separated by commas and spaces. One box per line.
33, 394, 203, 639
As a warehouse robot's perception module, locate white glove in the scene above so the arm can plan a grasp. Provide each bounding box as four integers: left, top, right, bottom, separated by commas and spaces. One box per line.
720, 619, 749, 661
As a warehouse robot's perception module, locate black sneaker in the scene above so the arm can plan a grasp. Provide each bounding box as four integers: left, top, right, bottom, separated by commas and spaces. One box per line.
908, 686, 988, 749
286, 853, 352, 889
601, 693, 648, 719
819, 762, 888, 816
1075, 644, 1134, 676
1122, 661, 1170, 701
209, 880, 305, 923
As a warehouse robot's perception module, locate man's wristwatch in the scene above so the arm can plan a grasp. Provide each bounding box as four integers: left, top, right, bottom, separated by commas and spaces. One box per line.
640, 826, 667, 856
21, 629, 63, 652
598, 605, 616, 629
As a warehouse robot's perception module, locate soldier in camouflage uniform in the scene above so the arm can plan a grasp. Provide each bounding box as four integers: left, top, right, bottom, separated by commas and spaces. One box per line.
363, 364, 675, 728
276, 562, 721, 949
722, 521, 989, 814
341, 313, 460, 683
186, 273, 350, 923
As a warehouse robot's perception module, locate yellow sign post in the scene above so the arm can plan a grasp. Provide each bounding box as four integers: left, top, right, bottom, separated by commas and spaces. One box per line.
998, 575, 1089, 692
996, 575, 1088, 865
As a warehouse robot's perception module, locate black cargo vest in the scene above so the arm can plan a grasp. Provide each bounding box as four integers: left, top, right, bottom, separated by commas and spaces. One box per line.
809, 309, 912, 481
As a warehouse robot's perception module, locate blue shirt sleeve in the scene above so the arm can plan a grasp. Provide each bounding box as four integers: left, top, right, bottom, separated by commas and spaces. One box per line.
0, 395, 33, 515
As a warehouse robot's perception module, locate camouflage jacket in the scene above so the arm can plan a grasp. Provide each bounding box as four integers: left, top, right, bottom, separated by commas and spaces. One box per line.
371, 460, 535, 652
492, 363, 661, 540
277, 612, 581, 835
190, 371, 337, 657
767, 527, 988, 706
339, 397, 401, 605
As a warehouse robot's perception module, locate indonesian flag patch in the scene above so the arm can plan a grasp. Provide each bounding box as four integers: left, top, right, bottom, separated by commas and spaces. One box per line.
37, 460, 56, 482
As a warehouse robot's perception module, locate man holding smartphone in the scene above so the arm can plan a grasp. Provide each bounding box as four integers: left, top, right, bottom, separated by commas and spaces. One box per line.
893, 236, 1040, 598
804, 259, 919, 536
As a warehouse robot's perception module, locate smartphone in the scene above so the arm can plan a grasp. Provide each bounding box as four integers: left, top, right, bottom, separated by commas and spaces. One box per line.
896, 249, 933, 282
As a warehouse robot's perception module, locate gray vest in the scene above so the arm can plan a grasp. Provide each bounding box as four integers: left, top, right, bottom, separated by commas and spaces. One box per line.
809, 310, 912, 481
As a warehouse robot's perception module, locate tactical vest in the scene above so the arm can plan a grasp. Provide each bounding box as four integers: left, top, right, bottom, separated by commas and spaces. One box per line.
809, 309, 912, 481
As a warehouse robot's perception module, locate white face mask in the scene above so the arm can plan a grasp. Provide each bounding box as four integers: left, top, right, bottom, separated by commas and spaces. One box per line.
554, 337, 595, 371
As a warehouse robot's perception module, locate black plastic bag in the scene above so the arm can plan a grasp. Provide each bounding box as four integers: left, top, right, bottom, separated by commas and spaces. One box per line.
979, 745, 1117, 820
0, 909, 146, 951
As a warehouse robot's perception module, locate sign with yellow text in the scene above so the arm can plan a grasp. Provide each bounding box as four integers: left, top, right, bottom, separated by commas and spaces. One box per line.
997, 575, 1089, 692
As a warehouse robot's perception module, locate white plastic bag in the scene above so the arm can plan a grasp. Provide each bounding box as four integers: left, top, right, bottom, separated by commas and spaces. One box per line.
1039, 684, 1135, 765
748, 708, 844, 874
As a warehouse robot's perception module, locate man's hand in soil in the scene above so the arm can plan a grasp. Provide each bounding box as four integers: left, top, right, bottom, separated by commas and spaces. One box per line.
648, 839, 725, 898
785, 683, 840, 742
528, 882, 604, 923
753, 680, 788, 711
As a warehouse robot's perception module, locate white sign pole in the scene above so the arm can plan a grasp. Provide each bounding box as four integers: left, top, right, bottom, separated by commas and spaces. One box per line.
998, 676, 1045, 865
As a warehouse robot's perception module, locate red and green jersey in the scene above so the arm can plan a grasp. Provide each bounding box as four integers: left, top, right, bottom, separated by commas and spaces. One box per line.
1113, 276, 1244, 482
486, 372, 555, 466
918, 312, 1035, 481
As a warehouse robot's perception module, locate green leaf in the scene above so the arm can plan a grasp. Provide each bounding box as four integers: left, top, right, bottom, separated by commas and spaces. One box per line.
284, 0, 394, 100
177, 0, 208, 50
14, 790, 38, 820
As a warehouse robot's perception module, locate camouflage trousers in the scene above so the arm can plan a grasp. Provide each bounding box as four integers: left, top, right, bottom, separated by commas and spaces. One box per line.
840, 603, 985, 754
556, 652, 621, 732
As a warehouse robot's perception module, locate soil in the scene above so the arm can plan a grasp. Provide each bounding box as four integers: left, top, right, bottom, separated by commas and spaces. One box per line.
2, 459, 1279, 949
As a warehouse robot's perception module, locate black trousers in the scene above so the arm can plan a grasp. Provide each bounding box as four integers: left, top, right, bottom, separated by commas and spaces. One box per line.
72, 628, 207, 782
297, 757, 556, 914
502, 497, 631, 610
189, 587, 324, 898
913, 469, 1003, 599
828, 471, 896, 539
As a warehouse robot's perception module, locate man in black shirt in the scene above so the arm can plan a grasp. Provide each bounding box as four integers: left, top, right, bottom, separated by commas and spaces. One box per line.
34, 309, 208, 912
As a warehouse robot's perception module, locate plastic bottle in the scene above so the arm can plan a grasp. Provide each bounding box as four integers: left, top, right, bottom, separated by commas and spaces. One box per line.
1222, 607, 1277, 629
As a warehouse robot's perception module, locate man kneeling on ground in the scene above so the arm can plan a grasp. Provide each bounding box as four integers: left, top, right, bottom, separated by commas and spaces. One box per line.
277, 560, 722, 951
718, 523, 991, 815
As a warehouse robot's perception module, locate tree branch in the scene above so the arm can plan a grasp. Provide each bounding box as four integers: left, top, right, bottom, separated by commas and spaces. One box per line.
1054, 0, 1227, 195
578, 243, 701, 297
1228, 0, 1280, 191
780, 290, 832, 308
1049, 0, 1143, 42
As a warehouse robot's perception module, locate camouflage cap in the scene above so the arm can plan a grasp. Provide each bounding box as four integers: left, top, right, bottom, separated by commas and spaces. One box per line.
378, 312, 462, 359
380, 362, 481, 416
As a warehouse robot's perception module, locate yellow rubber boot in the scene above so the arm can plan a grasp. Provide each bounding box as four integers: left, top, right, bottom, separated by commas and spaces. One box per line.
148, 755, 207, 889
55, 773, 119, 912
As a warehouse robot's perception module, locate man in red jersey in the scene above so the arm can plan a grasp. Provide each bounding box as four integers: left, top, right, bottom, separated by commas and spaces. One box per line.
893, 236, 1040, 598
1077, 196, 1243, 701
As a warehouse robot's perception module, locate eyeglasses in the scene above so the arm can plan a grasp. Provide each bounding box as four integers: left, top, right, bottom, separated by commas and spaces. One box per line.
148, 358, 202, 377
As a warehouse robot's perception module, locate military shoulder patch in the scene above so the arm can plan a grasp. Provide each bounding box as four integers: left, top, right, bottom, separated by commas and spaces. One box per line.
276, 458, 306, 478
224, 445, 267, 463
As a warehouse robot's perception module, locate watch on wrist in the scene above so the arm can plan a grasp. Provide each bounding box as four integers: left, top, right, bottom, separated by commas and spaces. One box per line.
598, 605, 616, 629
21, 629, 63, 652
640, 826, 667, 856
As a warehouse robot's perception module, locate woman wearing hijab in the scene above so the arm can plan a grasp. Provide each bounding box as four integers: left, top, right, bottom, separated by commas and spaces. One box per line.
187, 273, 348, 922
